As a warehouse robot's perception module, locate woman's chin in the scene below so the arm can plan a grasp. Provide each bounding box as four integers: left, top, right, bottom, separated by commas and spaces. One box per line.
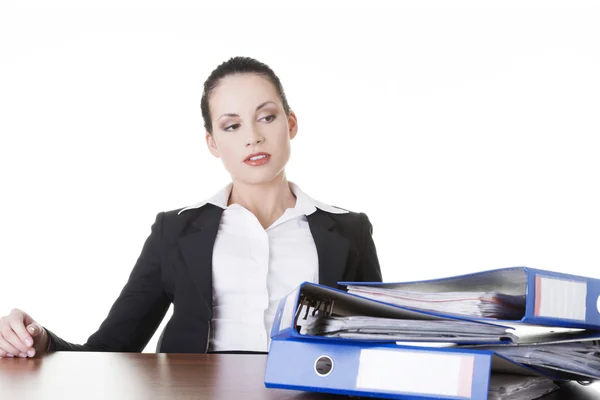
232, 169, 287, 186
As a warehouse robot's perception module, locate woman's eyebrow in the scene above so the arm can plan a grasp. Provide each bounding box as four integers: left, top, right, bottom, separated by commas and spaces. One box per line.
217, 101, 277, 121
255, 100, 276, 111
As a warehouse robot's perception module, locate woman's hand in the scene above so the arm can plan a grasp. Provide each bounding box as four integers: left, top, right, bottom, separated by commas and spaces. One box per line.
0, 309, 48, 358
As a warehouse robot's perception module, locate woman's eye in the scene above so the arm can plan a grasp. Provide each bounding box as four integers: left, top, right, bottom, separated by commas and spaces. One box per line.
225, 123, 241, 131
261, 115, 276, 123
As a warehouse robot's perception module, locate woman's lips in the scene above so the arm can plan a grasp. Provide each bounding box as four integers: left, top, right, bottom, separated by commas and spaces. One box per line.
244, 152, 271, 166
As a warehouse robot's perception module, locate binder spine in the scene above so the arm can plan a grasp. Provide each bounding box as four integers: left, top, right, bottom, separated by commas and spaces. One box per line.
265, 339, 490, 400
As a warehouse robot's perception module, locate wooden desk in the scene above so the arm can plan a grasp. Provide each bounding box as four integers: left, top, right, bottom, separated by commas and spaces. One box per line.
0, 352, 598, 399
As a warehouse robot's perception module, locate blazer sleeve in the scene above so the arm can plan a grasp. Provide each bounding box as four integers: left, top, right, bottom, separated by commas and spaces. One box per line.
356, 212, 383, 282
45, 212, 171, 352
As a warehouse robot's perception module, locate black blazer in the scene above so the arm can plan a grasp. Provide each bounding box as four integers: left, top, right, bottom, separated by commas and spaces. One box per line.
46, 204, 383, 354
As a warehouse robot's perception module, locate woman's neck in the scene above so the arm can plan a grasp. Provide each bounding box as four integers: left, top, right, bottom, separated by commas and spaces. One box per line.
228, 173, 297, 229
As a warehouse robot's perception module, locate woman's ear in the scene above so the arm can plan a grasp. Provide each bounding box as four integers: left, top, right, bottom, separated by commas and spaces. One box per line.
205, 132, 221, 158
288, 111, 298, 140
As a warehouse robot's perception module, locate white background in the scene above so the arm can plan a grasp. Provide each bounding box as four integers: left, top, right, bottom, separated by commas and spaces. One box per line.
1, 0, 599, 353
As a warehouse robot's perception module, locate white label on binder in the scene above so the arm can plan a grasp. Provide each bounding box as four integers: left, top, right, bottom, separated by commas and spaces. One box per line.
535, 276, 587, 321
279, 289, 298, 333
356, 349, 474, 397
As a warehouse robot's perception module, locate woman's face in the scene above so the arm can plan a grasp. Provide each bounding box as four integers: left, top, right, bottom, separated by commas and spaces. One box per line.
206, 73, 297, 185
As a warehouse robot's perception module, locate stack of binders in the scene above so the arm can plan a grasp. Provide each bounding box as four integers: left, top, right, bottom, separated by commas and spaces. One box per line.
264, 267, 600, 399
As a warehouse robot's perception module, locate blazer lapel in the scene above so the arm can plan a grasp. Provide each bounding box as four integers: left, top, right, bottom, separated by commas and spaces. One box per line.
177, 206, 352, 317
177, 205, 224, 319
307, 210, 352, 289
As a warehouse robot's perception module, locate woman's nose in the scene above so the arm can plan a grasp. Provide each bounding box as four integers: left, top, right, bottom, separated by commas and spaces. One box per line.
246, 128, 264, 146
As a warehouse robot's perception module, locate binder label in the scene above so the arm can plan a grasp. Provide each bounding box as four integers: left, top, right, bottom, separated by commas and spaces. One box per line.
535, 275, 587, 321
356, 348, 474, 397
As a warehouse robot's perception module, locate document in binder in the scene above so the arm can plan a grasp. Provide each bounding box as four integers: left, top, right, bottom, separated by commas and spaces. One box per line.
264, 338, 556, 400
342, 266, 600, 330
488, 374, 559, 400
270, 282, 517, 345
465, 334, 600, 382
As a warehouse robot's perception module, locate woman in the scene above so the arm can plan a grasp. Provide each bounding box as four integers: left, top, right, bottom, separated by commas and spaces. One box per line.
0, 56, 382, 358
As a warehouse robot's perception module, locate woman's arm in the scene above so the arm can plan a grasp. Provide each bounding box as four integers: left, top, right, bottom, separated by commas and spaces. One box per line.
45, 212, 171, 352
356, 212, 383, 283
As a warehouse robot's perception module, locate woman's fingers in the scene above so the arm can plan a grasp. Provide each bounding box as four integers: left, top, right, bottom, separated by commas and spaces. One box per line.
0, 337, 21, 358
1, 327, 30, 355
0, 309, 41, 358
10, 316, 35, 349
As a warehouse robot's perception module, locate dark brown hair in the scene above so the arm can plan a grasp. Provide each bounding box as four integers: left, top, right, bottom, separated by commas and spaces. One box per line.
200, 56, 291, 134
